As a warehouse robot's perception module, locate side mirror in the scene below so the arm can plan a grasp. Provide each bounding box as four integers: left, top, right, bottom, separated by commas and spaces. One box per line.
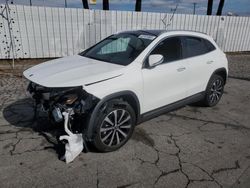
148, 54, 164, 67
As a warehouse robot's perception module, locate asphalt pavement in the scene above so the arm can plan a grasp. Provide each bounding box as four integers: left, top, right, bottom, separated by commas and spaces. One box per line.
0, 55, 250, 187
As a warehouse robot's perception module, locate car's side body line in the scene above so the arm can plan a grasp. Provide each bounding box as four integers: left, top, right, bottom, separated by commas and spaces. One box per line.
84, 74, 123, 86
137, 91, 205, 124
85, 90, 140, 140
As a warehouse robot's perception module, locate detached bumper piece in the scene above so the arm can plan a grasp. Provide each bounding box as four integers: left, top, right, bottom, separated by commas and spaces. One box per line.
59, 109, 83, 163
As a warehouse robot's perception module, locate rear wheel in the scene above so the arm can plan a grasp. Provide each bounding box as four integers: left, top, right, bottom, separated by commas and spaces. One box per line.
92, 99, 136, 152
202, 74, 225, 107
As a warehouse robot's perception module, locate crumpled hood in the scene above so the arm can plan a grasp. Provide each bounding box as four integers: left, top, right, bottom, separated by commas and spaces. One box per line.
23, 55, 124, 87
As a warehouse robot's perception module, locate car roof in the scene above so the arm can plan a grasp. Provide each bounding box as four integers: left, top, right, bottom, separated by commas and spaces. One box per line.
119, 29, 208, 38
117, 29, 215, 46
118, 30, 164, 36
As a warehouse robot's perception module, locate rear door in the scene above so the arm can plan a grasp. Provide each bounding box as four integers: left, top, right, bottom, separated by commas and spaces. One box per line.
181, 36, 217, 96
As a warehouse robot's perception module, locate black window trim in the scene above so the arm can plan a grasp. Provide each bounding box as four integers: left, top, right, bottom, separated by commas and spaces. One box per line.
142, 34, 217, 69
203, 38, 216, 52
142, 35, 184, 69
181, 36, 216, 60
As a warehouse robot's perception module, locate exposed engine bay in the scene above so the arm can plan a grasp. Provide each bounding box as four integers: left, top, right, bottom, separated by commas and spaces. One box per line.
27, 82, 99, 163
28, 82, 99, 129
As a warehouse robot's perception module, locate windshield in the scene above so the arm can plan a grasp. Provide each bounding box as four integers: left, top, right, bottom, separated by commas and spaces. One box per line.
80, 33, 155, 66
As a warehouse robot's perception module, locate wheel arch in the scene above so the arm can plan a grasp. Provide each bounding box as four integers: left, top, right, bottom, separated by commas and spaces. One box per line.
212, 67, 228, 84
85, 90, 141, 140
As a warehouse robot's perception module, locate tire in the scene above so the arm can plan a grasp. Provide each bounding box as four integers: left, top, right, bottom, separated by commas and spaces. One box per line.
202, 74, 225, 107
92, 99, 136, 152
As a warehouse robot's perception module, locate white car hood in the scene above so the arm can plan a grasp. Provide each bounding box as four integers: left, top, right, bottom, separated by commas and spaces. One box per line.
23, 55, 124, 87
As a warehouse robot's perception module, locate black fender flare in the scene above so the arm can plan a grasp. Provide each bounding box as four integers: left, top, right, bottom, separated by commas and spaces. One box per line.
85, 90, 141, 140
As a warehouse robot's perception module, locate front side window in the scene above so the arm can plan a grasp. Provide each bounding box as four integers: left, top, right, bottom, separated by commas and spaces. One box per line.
183, 36, 215, 58
150, 37, 182, 63
81, 33, 154, 66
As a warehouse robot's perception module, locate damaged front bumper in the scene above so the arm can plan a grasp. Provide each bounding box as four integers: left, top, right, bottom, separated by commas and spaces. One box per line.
27, 82, 99, 162
27, 82, 98, 126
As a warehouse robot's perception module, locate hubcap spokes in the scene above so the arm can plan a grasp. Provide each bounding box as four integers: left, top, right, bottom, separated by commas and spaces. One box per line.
100, 109, 132, 146
209, 79, 223, 104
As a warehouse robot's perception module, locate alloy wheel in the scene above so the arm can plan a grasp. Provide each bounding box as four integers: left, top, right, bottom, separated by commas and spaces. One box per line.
209, 78, 223, 104
100, 109, 132, 147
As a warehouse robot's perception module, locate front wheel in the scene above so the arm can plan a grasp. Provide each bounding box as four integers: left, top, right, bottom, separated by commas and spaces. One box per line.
202, 74, 225, 107
92, 99, 136, 152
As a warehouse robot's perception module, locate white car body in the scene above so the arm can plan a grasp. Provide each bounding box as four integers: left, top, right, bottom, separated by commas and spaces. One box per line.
23, 30, 229, 152
24, 30, 228, 114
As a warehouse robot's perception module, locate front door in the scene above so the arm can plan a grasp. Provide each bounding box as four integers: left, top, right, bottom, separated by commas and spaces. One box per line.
142, 36, 189, 113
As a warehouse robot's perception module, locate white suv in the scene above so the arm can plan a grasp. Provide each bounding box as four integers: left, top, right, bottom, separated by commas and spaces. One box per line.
24, 30, 228, 152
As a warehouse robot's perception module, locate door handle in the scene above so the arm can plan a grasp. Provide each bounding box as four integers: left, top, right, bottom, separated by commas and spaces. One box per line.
206, 60, 214, 64
177, 67, 186, 72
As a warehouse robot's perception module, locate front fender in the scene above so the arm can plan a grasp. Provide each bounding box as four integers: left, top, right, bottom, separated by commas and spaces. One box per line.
84, 91, 140, 140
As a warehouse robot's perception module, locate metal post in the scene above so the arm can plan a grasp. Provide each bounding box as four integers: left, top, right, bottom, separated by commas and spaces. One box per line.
65, 0, 67, 8
5, 0, 15, 68
193, 3, 196, 15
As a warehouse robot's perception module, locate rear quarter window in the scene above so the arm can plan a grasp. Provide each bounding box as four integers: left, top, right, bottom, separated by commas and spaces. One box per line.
203, 39, 216, 52
183, 36, 215, 58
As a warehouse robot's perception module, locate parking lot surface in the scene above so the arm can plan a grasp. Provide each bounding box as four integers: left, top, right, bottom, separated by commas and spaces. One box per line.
0, 56, 250, 188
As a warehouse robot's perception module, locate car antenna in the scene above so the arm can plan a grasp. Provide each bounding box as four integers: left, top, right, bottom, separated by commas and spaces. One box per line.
161, 2, 179, 31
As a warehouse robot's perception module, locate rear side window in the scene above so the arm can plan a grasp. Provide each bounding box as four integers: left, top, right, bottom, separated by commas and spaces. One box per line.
183, 36, 215, 58
150, 37, 182, 63
204, 39, 216, 52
